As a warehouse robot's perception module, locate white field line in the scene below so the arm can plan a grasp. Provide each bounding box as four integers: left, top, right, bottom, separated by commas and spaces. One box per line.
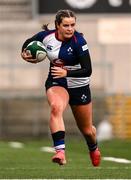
103, 157, 131, 164
40, 146, 55, 153
8, 142, 24, 148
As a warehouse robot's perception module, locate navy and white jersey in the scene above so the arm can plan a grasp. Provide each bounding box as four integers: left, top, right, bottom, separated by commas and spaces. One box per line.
22, 29, 92, 88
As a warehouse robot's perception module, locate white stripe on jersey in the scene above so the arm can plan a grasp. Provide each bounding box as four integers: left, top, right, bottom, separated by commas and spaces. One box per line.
65, 64, 81, 70
64, 64, 90, 88
43, 33, 62, 61
67, 77, 90, 88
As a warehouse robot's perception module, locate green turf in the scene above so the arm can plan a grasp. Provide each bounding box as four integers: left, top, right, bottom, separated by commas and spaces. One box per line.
0, 138, 131, 179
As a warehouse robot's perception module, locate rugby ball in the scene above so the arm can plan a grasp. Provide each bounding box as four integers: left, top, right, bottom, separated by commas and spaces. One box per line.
26, 41, 47, 62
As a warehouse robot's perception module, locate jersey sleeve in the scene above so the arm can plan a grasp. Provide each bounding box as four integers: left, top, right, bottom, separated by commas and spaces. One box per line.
75, 33, 89, 57
21, 31, 49, 52
66, 32, 92, 77
67, 53, 92, 77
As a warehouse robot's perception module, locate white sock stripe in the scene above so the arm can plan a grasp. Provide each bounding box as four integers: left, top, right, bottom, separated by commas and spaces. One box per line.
55, 144, 65, 150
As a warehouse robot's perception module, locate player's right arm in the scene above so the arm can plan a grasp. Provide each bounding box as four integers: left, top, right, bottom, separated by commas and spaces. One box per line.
21, 48, 37, 63
21, 31, 46, 63
21, 36, 37, 63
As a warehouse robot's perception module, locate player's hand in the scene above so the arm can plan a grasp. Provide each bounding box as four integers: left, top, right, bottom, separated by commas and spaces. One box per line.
51, 66, 67, 79
21, 49, 37, 64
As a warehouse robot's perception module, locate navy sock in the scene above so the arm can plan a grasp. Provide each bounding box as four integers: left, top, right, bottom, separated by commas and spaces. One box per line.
84, 135, 98, 151
51, 131, 65, 151
86, 141, 98, 151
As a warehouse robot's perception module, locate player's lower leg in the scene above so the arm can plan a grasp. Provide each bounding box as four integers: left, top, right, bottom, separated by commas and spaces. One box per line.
84, 134, 101, 166
51, 131, 66, 165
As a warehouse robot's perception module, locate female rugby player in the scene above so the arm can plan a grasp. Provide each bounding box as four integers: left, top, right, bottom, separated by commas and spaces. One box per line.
21, 9, 101, 166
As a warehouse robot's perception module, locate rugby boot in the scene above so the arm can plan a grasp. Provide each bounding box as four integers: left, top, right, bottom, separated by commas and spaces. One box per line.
90, 148, 101, 166
52, 150, 66, 165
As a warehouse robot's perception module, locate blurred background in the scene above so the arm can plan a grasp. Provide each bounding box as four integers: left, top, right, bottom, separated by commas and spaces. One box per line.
0, 0, 131, 140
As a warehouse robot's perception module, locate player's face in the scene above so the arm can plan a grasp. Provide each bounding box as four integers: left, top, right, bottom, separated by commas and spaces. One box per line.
57, 17, 76, 41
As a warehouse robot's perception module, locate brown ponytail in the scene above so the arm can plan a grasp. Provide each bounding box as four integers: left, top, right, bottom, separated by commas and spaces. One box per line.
42, 23, 49, 31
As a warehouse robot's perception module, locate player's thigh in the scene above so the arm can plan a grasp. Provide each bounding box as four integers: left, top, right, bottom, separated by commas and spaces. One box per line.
46, 86, 69, 110
71, 102, 93, 128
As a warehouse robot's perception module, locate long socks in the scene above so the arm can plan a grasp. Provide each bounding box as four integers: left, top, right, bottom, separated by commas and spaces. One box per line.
52, 131, 65, 151
84, 135, 98, 152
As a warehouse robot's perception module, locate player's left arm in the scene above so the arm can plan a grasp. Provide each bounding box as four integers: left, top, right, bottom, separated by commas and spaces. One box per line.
67, 53, 92, 77
67, 34, 92, 77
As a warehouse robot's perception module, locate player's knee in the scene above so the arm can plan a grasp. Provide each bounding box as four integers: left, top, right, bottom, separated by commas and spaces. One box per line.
85, 131, 93, 138
50, 102, 64, 115
92, 126, 96, 134
83, 128, 94, 138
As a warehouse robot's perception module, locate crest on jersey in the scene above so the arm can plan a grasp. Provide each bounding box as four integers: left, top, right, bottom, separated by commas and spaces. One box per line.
67, 47, 73, 55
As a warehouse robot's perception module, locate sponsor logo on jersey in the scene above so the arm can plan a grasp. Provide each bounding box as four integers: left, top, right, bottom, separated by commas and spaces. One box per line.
52, 59, 64, 67
47, 45, 53, 51
82, 44, 88, 51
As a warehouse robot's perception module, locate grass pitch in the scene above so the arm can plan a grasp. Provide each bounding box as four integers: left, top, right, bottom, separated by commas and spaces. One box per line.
0, 138, 131, 179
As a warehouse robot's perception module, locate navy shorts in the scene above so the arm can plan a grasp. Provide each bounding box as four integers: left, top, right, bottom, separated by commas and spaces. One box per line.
45, 78, 91, 105
68, 85, 91, 105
